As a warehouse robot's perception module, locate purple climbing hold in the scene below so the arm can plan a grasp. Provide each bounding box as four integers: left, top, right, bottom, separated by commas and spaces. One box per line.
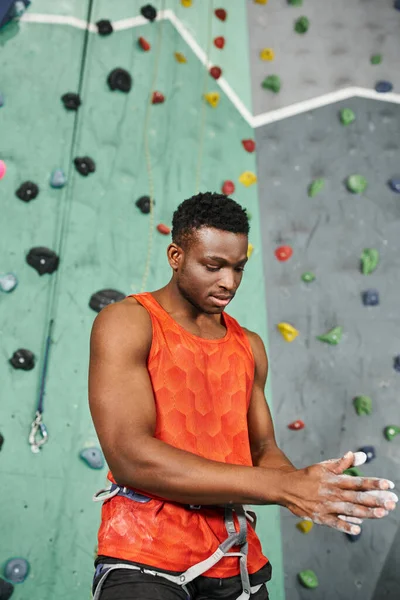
375, 81, 393, 93
4, 558, 30, 583
388, 178, 400, 193
393, 355, 400, 373
362, 289, 379, 306
358, 445, 376, 463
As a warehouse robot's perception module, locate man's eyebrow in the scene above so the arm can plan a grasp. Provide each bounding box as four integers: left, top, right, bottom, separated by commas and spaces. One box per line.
205, 255, 248, 265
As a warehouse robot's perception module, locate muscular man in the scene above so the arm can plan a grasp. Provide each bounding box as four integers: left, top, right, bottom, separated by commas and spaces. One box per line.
89, 192, 397, 600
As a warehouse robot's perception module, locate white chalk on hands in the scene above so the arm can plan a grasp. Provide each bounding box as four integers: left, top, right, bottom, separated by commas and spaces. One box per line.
364, 490, 398, 503
352, 451, 367, 466
338, 515, 363, 524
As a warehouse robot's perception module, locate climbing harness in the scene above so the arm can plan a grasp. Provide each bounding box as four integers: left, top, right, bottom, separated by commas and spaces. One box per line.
91, 484, 262, 600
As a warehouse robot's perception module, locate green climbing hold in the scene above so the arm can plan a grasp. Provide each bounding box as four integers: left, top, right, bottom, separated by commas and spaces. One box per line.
339, 108, 355, 126
343, 466, 364, 477
301, 272, 316, 283
316, 326, 342, 345
288, 0, 303, 5
370, 54, 382, 65
384, 425, 400, 441
353, 395, 372, 416
298, 570, 319, 589
346, 174, 368, 194
308, 178, 325, 197
294, 16, 309, 34
262, 75, 281, 93
360, 248, 379, 275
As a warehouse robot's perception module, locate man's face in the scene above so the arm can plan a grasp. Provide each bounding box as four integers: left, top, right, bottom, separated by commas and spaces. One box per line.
171, 227, 249, 314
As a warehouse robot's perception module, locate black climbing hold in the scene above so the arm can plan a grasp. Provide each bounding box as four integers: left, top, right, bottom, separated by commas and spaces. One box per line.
140, 4, 157, 21
15, 181, 39, 202
135, 195, 155, 214
26, 247, 60, 275
0, 577, 14, 600
4, 558, 30, 584
394, 355, 400, 373
107, 68, 132, 92
74, 156, 96, 176
362, 289, 379, 306
96, 19, 113, 35
0, 432, 4, 451
80, 447, 105, 469
395, 0, 400, 10
0, 273, 18, 293
375, 81, 393, 93
61, 92, 81, 111
9, 348, 35, 371
346, 529, 362, 542
388, 178, 400, 193
89, 289, 126, 313
358, 445, 376, 463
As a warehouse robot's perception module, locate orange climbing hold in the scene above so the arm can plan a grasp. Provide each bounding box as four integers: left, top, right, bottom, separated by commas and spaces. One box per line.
152, 91, 165, 104
214, 36, 225, 49
222, 180, 235, 195
174, 52, 187, 63
275, 245, 293, 261
242, 139, 256, 153
138, 37, 151, 51
215, 8, 227, 21
210, 66, 222, 80
157, 224, 171, 235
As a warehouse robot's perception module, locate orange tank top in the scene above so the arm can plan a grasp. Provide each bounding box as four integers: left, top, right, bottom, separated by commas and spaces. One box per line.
96, 292, 269, 578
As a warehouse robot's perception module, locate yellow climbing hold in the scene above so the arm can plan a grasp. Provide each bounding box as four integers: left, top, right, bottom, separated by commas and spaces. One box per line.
174, 52, 187, 63
247, 243, 254, 258
239, 171, 257, 187
260, 48, 275, 61
204, 92, 220, 108
181, 0, 192, 6
297, 520, 313, 534
254, 0, 268, 4
277, 322, 299, 342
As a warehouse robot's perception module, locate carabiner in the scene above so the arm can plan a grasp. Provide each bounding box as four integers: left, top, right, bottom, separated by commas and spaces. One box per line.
29, 411, 48, 453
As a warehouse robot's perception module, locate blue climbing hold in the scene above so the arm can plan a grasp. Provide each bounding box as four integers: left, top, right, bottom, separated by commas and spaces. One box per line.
80, 447, 105, 469
50, 169, 67, 189
0, 93, 4, 107
388, 178, 400, 193
0, 273, 18, 293
375, 81, 393, 93
395, 0, 400, 10
393, 355, 400, 373
362, 289, 379, 306
346, 529, 362, 542
358, 446, 376, 463
4, 557, 30, 583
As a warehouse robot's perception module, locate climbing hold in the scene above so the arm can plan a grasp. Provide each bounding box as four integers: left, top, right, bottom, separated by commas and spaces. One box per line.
294, 16, 309, 34
288, 420, 305, 430
308, 178, 325, 198
210, 66, 222, 80
9, 349, 35, 371
0, 160, 6, 180
0, 433, 4, 451
339, 108, 355, 126
152, 91, 165, 104
301, 272, 315, 283
50, 169, 67, 189
353, 395, 373, 416
394, 355, 400, 373
214, 36, 225, 49
174, 52, 187, 63
107, 68, 132, 92
362, 289, 379, 306
204, 92, 220, 108
4, 558, 30, 584
239, 171, 257, 187
288, 0, 303, 5
138, 36, 151, 51
262, 75, 281, 93
395, 0, 400, 10
157, 224, 171, 235
215, 8, 227, 21
260, 48, 275, 61
242, 139, 256, 153
277, 322, 299, 342
15, 181, 39, 202
298, 570, 318, 589
254, 0, 268, 4
181, 0, 192, 6
343, 466, 364, 477
80, 447, 105, 470
0, 578, 14, 600
375, 81, 393, 93
222, 181, 235, 195
89, 289, 126, 313
346, 529, 362, 542
296, 520, 313, 533
275, 246, 293, 262
0, 273, 18, 293
346, 174, 367, 193
360, 248, 379, 275
96, 19, 113, 35
388, 178, 400, 193
358, 446, 376, 463
74, 156, 96, 176
316, 326, 342, 345
61, 92, 81, 111
136, 195, 155, 214
384, 425, 400, 441
26, 247, 60, 275
247, 243, 254, 259
141, 4, 157, 21
370, 54, 382, 65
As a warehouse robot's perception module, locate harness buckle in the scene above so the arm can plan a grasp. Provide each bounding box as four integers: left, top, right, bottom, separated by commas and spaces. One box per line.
28, 411, 48, 453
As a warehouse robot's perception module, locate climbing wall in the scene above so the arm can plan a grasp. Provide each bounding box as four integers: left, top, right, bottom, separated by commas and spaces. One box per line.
0, 2, 285, 599
247, 1, 400, 599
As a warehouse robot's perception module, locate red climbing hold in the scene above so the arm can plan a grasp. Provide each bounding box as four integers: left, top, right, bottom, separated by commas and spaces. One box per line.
222, 180, 235, 195
152, 91, 165, 104
215, 8, 227, 21
214, 36, 225, 49
210, 66, 222, 80
138, 36, 151, 51
288, 420, 305, 431
157, 223, 171, 235
275, 245, 293, 262
242, 139, 256, 153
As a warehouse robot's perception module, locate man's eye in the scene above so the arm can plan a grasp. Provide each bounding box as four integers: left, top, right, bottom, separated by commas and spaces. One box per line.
206, 266, 220, 272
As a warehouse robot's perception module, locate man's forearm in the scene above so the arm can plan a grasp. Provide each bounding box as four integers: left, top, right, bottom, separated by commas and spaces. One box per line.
253, 445, 296, 472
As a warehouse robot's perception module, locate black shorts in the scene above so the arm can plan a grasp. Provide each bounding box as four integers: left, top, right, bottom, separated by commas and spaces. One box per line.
92, 556, 272, 600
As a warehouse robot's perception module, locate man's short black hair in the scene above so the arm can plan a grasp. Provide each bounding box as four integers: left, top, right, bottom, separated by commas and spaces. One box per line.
171, 192, 250, 251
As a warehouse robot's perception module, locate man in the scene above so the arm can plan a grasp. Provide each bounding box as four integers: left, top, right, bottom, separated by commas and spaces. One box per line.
88, 192, 397, 600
